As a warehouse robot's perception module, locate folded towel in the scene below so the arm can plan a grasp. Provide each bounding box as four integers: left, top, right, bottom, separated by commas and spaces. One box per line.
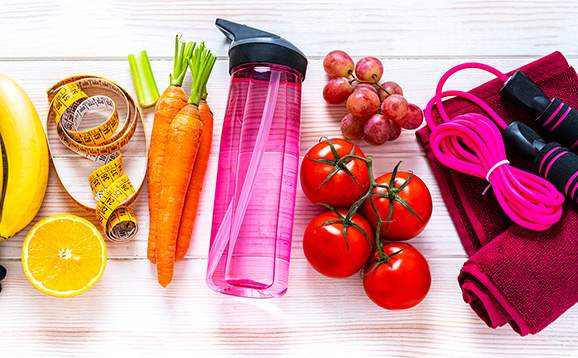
416, 51, 578, 335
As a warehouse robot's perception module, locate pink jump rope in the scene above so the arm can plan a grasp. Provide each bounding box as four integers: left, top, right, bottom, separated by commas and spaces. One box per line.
424, 62, 578, 231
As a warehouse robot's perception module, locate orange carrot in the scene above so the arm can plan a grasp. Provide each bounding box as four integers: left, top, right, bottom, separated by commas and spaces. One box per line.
147, 36, 194, 264
147, 86, 187, 263
156, 105, 202, 287
155, 43, 216, 286
175, 98, 213, 262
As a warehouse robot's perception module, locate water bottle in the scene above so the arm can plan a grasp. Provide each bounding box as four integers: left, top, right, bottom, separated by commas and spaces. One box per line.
206, 18, 308, 298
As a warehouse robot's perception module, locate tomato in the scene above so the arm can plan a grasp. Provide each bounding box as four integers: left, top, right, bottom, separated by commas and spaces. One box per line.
300, 138, 370, 208
362, 243, 431, 310
303, 209, 374, 278
360, 170, 432, 241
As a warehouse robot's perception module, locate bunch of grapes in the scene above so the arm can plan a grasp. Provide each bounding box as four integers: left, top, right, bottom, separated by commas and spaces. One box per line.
322, 50, 424, 146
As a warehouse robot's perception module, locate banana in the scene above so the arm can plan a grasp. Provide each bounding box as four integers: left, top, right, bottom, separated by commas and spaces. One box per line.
0, 74, 49, 241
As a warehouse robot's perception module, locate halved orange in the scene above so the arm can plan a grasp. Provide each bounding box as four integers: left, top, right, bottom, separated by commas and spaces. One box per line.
22, 214, 107, 297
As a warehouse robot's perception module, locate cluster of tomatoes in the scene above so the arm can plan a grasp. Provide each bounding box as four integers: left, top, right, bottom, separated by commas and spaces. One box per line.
300, 138, 433, 310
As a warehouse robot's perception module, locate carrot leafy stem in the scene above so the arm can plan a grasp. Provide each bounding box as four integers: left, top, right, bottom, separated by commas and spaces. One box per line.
188, 42, 217, 106
168, 35, 195, 87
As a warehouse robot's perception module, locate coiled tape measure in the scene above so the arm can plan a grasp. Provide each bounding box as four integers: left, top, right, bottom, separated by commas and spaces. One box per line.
46, 75, 148, 242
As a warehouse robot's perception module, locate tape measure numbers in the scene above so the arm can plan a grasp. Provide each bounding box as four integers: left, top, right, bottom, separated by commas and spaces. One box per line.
46, 76, 148, 243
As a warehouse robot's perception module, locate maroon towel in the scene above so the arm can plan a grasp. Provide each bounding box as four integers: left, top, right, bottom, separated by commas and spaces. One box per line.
416, 51, 578, 335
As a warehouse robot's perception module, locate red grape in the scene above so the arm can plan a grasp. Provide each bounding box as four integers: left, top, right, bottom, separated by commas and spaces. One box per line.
387, 118, 402, 141
353, 82, 378, 95
340, 113, 367, 140
363, 114, 390, 146
395, 103, 424, 130
347, 90, 380, 117
322, 77, 353, 104
377, 81, 403, 102
355, 57, 384, 82
323, 50, 355, 78
381, 94, 409, 120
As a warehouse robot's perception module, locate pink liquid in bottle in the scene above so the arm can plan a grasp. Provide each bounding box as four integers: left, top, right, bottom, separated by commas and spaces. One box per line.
207, 65, 302, 298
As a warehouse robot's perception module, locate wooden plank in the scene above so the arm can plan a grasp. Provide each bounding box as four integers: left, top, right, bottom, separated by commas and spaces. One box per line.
0, 258, 576, 356
0, 0, 577, 58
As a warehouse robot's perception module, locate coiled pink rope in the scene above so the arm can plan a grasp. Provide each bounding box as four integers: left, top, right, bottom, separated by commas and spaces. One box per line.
425, 63, 564, 231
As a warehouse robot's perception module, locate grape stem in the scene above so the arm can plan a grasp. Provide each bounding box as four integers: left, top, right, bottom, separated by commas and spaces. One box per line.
348, 74, 392, 97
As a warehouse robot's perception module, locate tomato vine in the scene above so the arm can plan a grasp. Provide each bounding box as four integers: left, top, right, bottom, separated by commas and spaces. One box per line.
311, 138, 423, 270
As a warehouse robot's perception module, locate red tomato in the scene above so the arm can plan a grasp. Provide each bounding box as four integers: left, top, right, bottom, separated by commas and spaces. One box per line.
363, 243, 431, 310
360, 170, 432, 241
303, 209, 374, 278
300, 138, 370, 208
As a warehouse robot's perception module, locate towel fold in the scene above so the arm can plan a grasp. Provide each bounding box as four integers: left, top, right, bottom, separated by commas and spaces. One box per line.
416, 51, 578, 335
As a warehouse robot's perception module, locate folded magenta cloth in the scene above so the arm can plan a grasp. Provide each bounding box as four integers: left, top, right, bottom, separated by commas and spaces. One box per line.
416, 51, 578, 335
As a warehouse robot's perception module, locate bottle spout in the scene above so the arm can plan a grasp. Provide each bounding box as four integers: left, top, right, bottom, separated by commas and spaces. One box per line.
214, 18, 308, 80
215, 18, 279, 42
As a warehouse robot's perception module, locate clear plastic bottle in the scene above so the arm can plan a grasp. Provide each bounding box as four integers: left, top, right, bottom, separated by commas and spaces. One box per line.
206, 19, 307, 298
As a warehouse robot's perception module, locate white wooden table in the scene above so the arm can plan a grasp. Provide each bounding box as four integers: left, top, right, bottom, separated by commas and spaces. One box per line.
1, 1, 577, 356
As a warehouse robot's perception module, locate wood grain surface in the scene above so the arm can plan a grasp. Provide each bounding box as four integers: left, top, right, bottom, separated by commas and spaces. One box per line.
1, 0, 577, 356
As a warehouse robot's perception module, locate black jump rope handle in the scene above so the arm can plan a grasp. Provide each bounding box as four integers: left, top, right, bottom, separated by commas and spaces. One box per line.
504, 121, 578, 203
500, 70, 578, 151
499, 70, 578, 203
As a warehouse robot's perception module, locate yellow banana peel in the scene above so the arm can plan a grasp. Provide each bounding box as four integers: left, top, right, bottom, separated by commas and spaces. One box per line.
0, 74, 49, 241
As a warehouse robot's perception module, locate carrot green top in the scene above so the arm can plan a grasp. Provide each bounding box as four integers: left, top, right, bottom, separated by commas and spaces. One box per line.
170, 35, 196, 87
188, 43, 217, 106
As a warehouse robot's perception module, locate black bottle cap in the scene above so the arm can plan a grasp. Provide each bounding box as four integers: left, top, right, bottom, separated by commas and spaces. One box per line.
215, 18, 308, 81
502, 121, 547, 160
499, 70, 550, 113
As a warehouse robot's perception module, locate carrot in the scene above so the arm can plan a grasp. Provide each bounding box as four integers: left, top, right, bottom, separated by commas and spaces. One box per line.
147, 86, 187, 263
155, 43, 216, 286
175, 98, 213, 262
155, 104, 202, 287
147, 36, 195, 264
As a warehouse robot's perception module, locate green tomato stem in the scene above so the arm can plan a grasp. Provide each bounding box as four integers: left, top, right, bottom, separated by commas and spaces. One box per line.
340, 155, 389, 261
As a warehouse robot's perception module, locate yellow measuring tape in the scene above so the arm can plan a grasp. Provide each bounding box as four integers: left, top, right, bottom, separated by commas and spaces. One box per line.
46, 75, 148, 243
